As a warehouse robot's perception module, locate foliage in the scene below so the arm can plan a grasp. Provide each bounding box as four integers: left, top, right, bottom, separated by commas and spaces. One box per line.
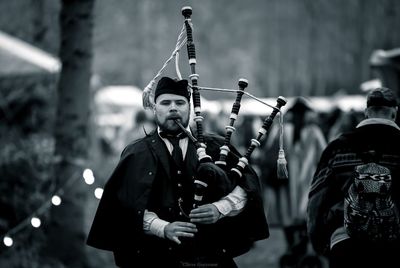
0, 75, 56, 134
0, 76, 63, 267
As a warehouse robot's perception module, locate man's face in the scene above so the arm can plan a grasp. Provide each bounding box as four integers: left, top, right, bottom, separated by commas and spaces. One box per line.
153, 93, 190, 134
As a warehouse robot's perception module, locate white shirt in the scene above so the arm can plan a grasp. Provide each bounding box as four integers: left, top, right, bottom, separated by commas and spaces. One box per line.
356, 117, 400, 130
143, 127, 248, 238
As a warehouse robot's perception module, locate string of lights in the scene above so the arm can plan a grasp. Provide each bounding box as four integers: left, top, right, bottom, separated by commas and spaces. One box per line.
0, 163, 104, 249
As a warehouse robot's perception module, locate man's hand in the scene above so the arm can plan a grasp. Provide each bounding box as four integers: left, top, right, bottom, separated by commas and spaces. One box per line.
164, 221, 198, 244
189, 204, 221, 224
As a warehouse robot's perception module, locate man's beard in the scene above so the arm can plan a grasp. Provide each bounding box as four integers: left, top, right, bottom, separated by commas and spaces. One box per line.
156, 116, 189, 135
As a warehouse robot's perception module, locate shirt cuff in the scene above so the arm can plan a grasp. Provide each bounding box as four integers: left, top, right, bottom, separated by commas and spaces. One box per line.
212, 199, 232, 219
212, 185, 247, 218
143, 210, 170, 238
150, 218, 169, 238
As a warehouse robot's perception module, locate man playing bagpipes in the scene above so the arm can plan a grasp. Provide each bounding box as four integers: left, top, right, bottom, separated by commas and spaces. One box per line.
87, 6, 291, 267
86, 76, 269, 267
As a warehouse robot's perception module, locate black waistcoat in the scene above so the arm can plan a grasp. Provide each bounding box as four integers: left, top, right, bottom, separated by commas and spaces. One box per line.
146, 145, 196, 222
145, 143, 223, 257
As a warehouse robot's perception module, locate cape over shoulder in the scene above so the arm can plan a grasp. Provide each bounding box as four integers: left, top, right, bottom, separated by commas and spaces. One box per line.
120, 131, 158, 160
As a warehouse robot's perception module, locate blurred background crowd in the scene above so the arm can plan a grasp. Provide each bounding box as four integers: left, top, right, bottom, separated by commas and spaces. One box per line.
0, 0, 400, 267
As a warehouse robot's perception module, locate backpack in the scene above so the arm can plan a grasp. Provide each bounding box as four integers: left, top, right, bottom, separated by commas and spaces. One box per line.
344, 160, 400, 242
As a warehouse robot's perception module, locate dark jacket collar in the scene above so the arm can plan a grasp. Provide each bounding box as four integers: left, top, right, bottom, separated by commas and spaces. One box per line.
147, 131, 171, 177
147, 130, 198, 178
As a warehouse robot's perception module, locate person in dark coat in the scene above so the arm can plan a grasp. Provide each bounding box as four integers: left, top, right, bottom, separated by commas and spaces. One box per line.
307, 87, 400, 268
86, 77, 269, 268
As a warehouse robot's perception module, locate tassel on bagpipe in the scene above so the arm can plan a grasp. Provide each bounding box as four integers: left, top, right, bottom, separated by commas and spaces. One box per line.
230, 96, 287, 181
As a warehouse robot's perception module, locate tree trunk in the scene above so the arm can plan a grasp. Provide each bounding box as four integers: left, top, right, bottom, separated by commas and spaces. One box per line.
44, 0, 94, 266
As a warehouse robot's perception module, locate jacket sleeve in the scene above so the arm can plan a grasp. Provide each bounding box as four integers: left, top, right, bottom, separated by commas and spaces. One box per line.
86, 154, 137, 251
306, 142, 345, 255
86, 145, 155, 252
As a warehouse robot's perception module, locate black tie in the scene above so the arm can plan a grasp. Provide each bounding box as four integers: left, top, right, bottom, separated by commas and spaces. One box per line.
168, 137, 183, 167
160, 132, 185, 167
168, 136, 184, 167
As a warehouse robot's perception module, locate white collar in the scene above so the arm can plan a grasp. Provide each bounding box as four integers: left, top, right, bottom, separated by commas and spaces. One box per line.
356, 118, 400, 130
157, 126, 192, 137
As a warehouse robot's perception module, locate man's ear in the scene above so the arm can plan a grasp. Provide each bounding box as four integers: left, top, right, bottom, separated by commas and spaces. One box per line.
392, 107, 398, 120
364, 108, 369, 119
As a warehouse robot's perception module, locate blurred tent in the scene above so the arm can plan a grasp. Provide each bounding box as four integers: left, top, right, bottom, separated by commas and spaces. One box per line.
94, 85, 143, 128
0, 30, 60, 96
0, 30, 60, 75
370, 47, 400, 94
94, 85, 143, 108
369, 47, 400, 125
360, 78, 383, 92
94, 85, 223, 127
93, 85, 367, 132
0, 30, 60, 132
200, 97, 222, 114
95, 86, 142, 108
220, 95, 366, 117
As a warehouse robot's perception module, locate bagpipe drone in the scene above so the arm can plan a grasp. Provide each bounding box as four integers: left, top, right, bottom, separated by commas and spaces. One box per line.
142, 6, 288, 210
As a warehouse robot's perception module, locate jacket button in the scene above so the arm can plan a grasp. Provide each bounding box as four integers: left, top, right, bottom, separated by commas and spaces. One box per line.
177, 183, 182, 187
177, 170, 182, 175
152, 139, 155, 143
222, 248, 226, 253
179, 212, 183, 216
148, 171, 153, 175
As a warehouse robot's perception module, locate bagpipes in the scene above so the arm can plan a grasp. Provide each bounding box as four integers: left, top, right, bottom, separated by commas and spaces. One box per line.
142, 6, 288, 209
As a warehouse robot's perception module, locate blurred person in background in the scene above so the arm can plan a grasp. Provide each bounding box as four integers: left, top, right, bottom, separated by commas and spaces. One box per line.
327, 108, 362, 142
261, 97, 327, 267
307, 87, 400, 268
121, 109, 156, 145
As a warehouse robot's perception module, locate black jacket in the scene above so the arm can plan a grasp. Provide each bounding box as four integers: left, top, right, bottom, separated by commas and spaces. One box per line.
307, 120, 400, 255
87, 130, 269, 264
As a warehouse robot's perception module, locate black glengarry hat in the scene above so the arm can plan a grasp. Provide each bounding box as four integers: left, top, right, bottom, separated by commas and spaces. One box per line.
154, 77, 190, 102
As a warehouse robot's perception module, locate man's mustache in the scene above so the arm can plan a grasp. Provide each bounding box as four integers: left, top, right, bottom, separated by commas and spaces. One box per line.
167, 114, 181, 120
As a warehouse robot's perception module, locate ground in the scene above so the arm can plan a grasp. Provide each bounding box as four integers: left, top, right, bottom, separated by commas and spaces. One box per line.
235, 228, 287, 268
